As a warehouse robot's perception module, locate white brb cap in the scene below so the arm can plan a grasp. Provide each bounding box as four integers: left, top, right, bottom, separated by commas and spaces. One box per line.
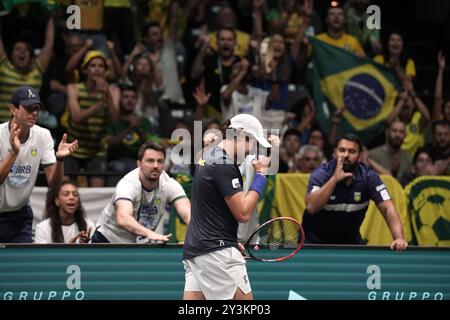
229, 114, 271, 148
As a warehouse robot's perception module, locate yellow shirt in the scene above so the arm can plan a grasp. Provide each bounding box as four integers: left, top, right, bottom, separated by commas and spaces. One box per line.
283, 12, 304, 44
75, 0, 104, 31
209, 30, 250, 58
401, 112, 424, 157
0, 58, 43, 123
67, 83, 108, 159
105, 0, 130, 7
316, 32, 365, 56
373, 55, 416, 78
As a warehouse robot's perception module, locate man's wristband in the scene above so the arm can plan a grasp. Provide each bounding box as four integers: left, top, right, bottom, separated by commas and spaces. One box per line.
250, 173, 267, 196
56, 155, 64, 162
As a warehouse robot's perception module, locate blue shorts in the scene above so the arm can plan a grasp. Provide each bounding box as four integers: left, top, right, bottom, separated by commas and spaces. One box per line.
91, 229, 110, 243
0, 205, 33, 243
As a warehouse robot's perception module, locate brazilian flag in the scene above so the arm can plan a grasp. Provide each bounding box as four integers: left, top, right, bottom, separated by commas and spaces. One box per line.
311, 37, 400, 144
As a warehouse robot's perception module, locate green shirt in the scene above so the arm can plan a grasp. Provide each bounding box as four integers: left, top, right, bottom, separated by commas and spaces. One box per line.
107, 115, 156, 160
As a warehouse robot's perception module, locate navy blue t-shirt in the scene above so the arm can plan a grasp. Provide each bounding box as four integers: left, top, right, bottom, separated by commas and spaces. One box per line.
183, 146, 243, 260
303, 159, 391, 244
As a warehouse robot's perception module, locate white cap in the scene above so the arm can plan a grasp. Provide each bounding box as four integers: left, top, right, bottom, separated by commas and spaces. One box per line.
229, 114, 271, 148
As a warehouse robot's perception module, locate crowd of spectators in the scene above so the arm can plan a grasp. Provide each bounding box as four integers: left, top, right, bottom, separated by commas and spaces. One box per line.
0, 0, 448, 188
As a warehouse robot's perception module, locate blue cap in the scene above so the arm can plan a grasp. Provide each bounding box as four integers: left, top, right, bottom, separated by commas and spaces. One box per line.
11, 86, 42, 108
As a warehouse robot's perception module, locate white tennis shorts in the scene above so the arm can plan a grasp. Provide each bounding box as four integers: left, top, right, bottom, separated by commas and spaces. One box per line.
183, 247, 252, 300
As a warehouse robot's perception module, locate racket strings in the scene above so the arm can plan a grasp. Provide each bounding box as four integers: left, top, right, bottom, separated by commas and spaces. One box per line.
248, 218, 303, 261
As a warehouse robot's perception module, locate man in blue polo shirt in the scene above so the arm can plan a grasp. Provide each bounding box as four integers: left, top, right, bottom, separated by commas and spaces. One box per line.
303, 134, 408, 251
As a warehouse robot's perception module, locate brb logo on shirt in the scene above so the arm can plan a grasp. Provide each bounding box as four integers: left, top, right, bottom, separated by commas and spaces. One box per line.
232, 178, 241, 189
8, 164, 32, 188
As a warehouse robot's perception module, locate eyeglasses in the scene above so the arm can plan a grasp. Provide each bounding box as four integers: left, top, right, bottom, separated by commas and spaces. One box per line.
305, 157, 319, 161
22, 104, 41, 113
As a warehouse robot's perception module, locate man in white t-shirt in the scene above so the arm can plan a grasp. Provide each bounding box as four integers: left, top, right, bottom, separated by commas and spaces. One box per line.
237, 135, 279, 243
92, 142, 191, 243
220, 59, 269, 124
0, 86, 79, 243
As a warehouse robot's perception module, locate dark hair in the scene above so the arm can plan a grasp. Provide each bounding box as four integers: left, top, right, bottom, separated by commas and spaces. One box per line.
283, 128, 301, 141
387, 118, 406, 129
338, 133, 364, 152
204, 119, 221, 131
412, 147, 432, 165
432, 119, 450, 134
142, 22, 161, 39
221, 118, 247, 141
128, 53, 155, 107
327, 4, 344, 13
44, 180, 87, 243
221, 119, 233, 139
7, 40, 34, 61
326, 4, 344, 20
137, 142, 166, 161
216, 26, 237, 40
382, 31, 410, 71
119, 83, 137, 93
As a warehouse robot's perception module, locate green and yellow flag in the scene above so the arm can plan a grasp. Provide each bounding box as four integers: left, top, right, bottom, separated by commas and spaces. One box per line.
405, 176, 450, 246
311, 37, 400, 144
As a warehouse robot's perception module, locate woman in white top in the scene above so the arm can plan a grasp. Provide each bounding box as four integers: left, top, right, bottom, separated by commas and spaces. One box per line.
35, 180, 95, 244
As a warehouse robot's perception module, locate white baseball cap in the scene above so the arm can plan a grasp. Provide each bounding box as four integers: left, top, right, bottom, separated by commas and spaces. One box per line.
229, 114, 271, 148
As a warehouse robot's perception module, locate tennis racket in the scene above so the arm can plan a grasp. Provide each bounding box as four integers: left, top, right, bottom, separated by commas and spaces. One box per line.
243, 217, 305, 262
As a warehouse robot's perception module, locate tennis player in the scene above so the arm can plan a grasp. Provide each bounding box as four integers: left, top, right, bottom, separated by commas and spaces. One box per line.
183, 114, 271, 300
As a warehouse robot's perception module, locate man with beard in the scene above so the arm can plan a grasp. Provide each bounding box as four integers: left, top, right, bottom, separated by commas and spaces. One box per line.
369, 120, 412, 181
424, 120, 450, 175
104, 85, 157, 187
316, 5, 365, 57
191, 27, 241, 116
91, 142, 190, 243
183, 114, 271, 300
208, 4, 250, 58
303, 134, 408, 250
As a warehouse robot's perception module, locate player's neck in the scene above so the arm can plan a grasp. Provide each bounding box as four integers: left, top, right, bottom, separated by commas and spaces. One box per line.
384, 144, 399, 155
217, 140, 235, 162
327, 28, 343, 39
140, 177, 158, 192
59, 212, 75, 225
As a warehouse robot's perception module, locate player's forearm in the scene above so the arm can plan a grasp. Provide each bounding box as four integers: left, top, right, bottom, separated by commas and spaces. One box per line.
45, 162, 64, 188
69, 103, 101, 123
386, 100, 404, 124
191, 48, 207, 79
116, 213, 153, 238
305, 176, 338, 214
433, 67, 444, 121
175, 198, 191, 224
412, 95, 431, 125
382, 204, 405, 240
235, 190, 260, 223
105, 90, 119, 123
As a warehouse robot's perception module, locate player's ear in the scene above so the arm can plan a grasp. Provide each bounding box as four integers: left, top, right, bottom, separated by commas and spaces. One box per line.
9, 104, 18, 115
